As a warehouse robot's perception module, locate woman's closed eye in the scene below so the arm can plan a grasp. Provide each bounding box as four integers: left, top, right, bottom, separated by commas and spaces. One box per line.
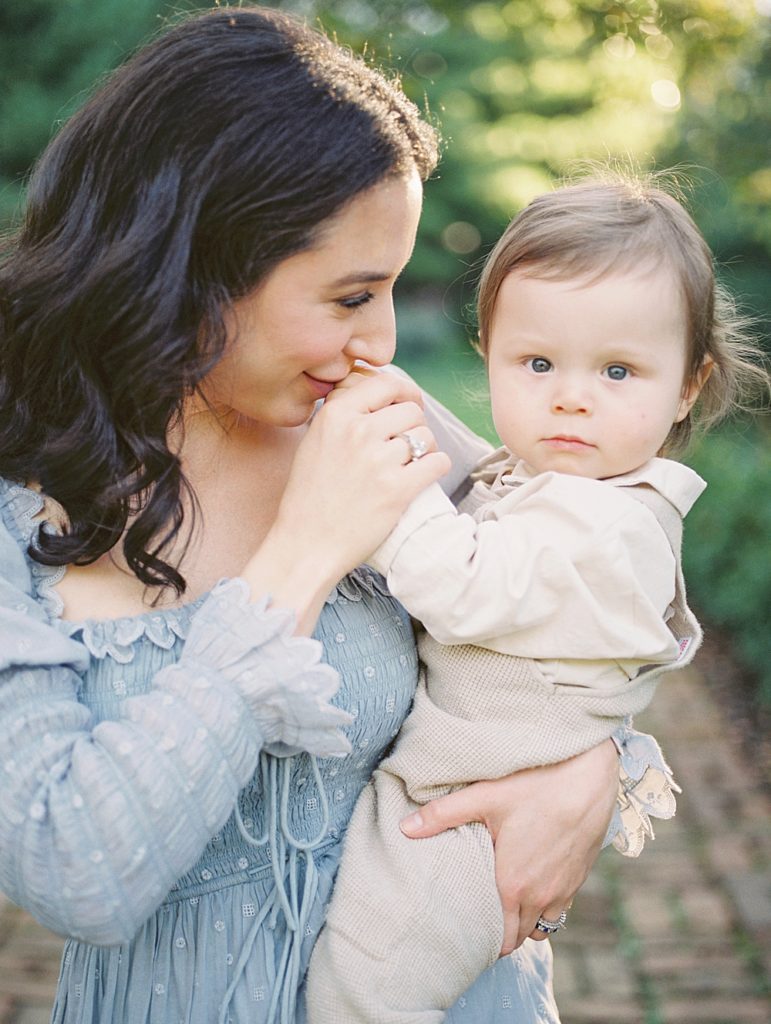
337, 290, 375, 310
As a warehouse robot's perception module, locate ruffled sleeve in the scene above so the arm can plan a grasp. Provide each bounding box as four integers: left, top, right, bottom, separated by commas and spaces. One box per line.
0, 492, 350, 946
175, 577, 352, 758
603, 722, 681, 858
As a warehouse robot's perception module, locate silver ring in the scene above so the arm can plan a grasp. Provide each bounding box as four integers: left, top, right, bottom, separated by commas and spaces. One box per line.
534, 910, 568, 935
398, 432, 428, 462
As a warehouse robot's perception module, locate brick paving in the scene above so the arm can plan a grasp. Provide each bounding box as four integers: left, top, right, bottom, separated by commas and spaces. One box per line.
554, 664, 771, 1024
0, 663, 769, 1023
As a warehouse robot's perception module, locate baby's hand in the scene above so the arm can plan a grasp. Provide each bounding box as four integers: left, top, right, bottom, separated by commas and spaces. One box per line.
332, 365, 383, 393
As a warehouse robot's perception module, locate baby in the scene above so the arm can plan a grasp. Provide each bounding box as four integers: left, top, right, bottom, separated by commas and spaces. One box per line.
306, 176, 767, 1023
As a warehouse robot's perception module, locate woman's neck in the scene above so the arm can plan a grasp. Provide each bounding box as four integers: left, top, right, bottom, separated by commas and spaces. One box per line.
53, 411, 309, 621
161, 408, 310, 598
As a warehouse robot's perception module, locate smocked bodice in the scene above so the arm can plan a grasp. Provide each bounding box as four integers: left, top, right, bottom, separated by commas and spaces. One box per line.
61, 568, 418, 898
0, 480, 420, 1023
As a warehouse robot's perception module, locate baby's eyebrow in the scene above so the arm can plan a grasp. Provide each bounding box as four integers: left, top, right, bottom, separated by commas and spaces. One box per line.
602, 346, 646, 360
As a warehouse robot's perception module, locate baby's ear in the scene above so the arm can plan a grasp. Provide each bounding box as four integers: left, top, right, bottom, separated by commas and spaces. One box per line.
675, 355, 714, 422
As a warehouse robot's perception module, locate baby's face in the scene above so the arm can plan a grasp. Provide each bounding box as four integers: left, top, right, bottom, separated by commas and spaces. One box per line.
486, 268, 700, 479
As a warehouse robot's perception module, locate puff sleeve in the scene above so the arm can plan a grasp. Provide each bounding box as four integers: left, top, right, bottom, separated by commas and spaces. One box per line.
0, 494, 350, 946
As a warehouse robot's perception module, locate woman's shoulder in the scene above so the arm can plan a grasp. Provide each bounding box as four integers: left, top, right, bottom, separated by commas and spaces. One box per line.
0, 477, 67, 618
0, 477, 37, 569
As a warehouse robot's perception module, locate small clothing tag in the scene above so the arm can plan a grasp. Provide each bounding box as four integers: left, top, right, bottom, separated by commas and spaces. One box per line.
677, 637, 692, 660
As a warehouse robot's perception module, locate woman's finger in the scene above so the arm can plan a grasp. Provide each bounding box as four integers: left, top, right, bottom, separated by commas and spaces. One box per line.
331, 365, 382, 391
526, 899, 574, 945
390, 426, 437, 465
500, 913, 522, 957
367, 400, 428, 441
401, 748, 617, 956
400, 781, 492, 837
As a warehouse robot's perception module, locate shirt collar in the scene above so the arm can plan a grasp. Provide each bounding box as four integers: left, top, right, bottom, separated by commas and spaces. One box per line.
496, 455, 706, 517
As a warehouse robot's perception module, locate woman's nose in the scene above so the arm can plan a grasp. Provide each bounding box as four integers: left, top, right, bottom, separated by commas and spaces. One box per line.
345, 301, 397, 367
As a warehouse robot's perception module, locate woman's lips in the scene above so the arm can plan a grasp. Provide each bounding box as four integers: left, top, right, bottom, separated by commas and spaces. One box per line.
304, 373, 338, 399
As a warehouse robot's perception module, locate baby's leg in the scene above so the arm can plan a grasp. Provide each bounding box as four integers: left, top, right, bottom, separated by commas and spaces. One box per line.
306, 767, 503, 1024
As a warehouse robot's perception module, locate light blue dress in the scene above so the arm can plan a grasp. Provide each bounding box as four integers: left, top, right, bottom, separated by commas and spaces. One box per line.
0, 476, 560, 1024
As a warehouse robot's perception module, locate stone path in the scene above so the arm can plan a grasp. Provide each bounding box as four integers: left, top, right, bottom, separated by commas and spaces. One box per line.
0, 663, 769, 1023
554, 666, 771, 1023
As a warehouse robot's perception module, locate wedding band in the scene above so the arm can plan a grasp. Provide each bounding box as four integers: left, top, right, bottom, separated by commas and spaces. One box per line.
534, 910, 568, 935
398, 432, 428, 462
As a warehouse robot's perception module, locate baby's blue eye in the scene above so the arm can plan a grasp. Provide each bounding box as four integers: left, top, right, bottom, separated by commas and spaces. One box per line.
606, 365, 628, 381
528, 357, 552, 374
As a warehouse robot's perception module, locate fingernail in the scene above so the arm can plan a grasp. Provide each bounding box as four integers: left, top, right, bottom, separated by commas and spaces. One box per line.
400, 812, 423, 834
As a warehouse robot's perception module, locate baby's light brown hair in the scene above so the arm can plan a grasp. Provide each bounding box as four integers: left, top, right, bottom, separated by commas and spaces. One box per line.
476, 172, 768, 452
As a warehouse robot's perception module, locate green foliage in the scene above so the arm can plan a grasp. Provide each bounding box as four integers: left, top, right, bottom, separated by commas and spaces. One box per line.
0, 0, 208, 224
681, 424, 771, 702
661, 12, 771, 337
395, 342, 497, 442
276, 0, 770, 357
4, 1, 768, 350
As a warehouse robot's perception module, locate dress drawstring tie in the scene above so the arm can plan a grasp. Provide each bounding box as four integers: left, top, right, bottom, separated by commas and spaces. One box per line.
218, 752, 331, 1024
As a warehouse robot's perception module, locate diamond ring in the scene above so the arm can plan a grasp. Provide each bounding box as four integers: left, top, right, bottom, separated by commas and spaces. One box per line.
534, 910, 568, 935
398, 432, 428, 462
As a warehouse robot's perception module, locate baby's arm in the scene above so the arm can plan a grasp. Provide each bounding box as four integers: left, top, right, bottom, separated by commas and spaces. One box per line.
368, 472, 679, 668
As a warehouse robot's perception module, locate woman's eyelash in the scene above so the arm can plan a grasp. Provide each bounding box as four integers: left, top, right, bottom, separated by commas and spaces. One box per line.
338, 291, 374, 309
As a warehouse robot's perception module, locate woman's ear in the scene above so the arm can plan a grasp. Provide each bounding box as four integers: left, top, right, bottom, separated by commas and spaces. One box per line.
675, 355, 714, 422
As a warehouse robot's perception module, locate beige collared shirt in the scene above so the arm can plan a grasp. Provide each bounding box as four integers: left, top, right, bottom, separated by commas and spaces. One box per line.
369, 456, 705, 692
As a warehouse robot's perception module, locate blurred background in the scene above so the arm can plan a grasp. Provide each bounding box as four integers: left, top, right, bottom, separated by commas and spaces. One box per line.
0, 4, 769, 1021
3, 0, 767, 720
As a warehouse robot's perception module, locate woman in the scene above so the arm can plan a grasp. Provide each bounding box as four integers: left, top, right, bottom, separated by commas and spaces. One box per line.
0, 7, 652, 1022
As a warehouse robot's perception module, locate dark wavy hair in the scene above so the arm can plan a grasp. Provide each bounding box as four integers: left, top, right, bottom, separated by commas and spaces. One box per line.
0, 4, 439, 594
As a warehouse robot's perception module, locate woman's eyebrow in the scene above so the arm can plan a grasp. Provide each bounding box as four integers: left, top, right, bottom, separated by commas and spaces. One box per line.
329, 271, 392, 287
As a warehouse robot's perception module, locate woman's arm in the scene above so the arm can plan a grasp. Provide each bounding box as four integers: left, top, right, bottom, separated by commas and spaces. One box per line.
242, 371, 449, 634
0, 543, 349, 945
0, 374, 450, 945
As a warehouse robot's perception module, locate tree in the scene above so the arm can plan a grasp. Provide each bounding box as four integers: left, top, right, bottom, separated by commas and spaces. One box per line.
2, 0, 766, 343
0, 0, 193, 224
272, 1, 766, 350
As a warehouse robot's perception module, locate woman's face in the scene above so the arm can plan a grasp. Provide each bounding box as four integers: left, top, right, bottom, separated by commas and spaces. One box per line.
198, 171, 424, 430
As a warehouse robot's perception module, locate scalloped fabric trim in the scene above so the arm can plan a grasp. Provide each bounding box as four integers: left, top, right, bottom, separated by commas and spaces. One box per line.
1, 481, 392, 662
61, 604, 205, 663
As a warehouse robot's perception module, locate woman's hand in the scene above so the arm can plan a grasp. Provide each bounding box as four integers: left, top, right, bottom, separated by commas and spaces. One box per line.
242, 371, 450, 632
282, 370, 449, 569
400, 740, 619, 953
